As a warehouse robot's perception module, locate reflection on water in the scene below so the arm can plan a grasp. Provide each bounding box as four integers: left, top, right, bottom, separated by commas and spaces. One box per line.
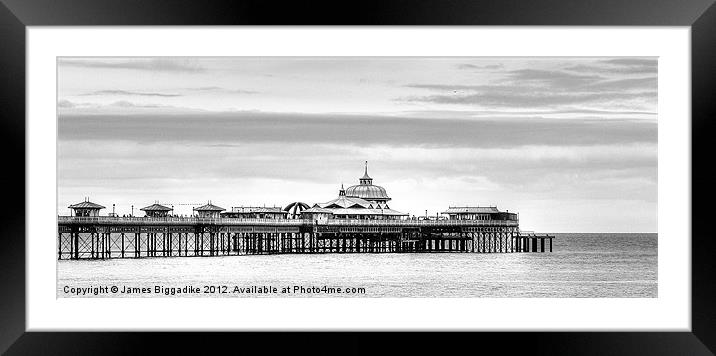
57, 233, 657, 298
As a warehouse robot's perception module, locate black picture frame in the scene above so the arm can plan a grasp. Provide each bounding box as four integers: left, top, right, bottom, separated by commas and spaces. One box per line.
1, 0, 714, 354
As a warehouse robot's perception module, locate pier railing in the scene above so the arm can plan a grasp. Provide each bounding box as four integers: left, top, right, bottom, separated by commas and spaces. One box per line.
325, 219, 518, 227
57, 216, 518, 227
57, 216, 305, 226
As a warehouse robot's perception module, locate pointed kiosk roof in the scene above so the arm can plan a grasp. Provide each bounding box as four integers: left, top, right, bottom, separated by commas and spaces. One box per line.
193, 201, 225, 212
141, 203, 172, 211
68, 200, 105, 209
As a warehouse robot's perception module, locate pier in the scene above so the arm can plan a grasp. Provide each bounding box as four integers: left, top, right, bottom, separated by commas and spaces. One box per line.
58, 164, 555, 260
57, 216, 555, 260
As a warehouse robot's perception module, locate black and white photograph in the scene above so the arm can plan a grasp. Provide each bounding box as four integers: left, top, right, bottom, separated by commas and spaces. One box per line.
2, 0, 712, 352
56, 56, 657, 298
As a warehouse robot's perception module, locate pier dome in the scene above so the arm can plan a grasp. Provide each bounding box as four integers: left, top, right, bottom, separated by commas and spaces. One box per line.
284, 202, 310, 219
344, 162, 391, 203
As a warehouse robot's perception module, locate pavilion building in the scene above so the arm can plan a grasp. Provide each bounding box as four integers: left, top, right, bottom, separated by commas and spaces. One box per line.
311, 163, 408, 220
300, 207, 335, 223
220, 206, 288, 219
193, 201, 225, 218
68, 199, 105, 217
441, 206, 518, 221
140, 203, 173, 218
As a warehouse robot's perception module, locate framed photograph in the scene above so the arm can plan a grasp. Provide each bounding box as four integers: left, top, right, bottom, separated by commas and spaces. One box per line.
2, 0, 714, 354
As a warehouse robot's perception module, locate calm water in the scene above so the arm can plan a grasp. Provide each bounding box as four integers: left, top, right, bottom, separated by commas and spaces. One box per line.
57, 233, 657, 298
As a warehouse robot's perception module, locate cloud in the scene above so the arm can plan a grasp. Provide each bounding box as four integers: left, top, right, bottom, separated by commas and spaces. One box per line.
184, 86, 258, 94
58, 58, 207, 73
58, 100, 209, 115
457, 63, 504, 70
584, 77, 657, 91
108, 101, 166, 108
58, 99, 76, 108
58, 140, 656, 195
504, 69, 604, 89
547, 108, 655, 115
402, 66, 657, 110
565, 58, 657, 75
57, 99, 101, 109
406, 70, 655, 95
397, 108, 656, 120
82, 90, 182, 97
601, 58, 657, 68
57, 111, 657, 148
401, 91, 655, 108
406, 84, 493, 91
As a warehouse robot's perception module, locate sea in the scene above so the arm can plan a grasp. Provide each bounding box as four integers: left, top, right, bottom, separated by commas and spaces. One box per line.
57, 233, 657, 298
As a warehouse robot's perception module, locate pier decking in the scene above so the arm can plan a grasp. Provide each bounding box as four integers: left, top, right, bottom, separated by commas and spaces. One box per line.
57, 216, 554, 260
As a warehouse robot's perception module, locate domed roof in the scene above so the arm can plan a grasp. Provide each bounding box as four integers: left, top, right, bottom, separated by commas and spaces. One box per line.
284, 202, 310, 218
284, 201, 310, 212
344, 184, 390, 201
344, 162, 391, 201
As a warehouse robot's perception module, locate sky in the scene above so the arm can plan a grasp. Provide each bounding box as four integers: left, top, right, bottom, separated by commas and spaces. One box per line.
57, 57, 657, 232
